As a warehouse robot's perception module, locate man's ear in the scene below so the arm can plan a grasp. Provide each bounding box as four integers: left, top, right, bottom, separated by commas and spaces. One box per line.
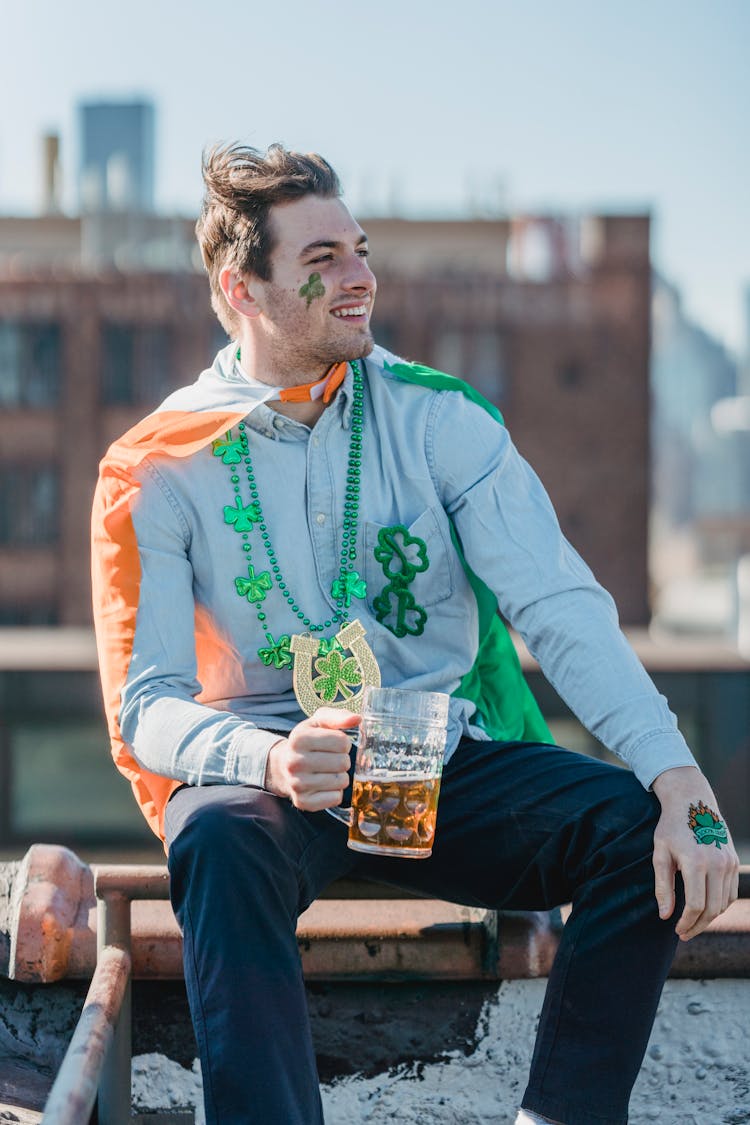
219, 269, 261, 320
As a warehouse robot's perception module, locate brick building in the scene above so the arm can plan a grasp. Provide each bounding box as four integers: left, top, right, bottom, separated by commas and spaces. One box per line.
0, 211, 651, 626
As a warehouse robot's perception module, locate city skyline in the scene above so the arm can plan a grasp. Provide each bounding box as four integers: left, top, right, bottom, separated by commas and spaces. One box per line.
0, 0, 748, 355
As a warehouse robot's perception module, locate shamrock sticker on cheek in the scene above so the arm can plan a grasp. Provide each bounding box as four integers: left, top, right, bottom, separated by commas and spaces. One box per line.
299, 272, 325, 308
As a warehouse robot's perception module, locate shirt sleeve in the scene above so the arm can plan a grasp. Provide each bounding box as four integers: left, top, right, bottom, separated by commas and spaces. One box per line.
100, 458, 282, 788
428, 390, 698, 789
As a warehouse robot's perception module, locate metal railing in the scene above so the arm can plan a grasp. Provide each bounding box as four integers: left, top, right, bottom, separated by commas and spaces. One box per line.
39, 863, 750, 1123
42, 864, 193, 1125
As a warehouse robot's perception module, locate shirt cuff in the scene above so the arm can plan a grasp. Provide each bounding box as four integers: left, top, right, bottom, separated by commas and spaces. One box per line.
225, 727, 288, 789
628, 730, 700, 790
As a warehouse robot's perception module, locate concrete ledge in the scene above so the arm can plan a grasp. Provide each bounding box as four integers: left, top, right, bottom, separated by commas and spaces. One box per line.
2, 845, 749, 985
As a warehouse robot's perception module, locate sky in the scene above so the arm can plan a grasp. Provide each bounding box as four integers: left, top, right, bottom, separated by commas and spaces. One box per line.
1, 0, 748, 355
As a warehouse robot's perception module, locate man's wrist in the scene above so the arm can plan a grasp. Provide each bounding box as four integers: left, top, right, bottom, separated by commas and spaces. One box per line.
651, 764, 702, 801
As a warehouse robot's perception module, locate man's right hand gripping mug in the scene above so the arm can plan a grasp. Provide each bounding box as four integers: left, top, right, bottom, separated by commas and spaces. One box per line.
328, 686, 450, 858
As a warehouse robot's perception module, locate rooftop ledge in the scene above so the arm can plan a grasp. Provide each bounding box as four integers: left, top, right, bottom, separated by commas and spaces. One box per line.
2, 845, 749, 986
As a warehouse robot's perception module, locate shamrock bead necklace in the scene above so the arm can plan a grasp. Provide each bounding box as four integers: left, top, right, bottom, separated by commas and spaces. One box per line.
213, 360, 367, 670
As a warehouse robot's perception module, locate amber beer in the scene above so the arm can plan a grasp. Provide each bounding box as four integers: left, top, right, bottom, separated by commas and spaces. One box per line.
348, 772, 442, 858
326, 687, 449, 857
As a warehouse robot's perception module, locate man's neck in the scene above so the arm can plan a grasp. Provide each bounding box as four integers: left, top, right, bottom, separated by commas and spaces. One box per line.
234, 332, 328, 390
233, 336, 345, 428
270, 397, 328, 427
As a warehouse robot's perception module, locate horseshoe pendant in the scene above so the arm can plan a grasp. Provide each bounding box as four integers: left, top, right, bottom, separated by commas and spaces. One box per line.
290, 619, 381, 716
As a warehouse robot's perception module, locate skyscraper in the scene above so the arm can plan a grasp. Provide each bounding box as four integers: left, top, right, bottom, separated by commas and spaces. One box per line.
78, 100, 155, 213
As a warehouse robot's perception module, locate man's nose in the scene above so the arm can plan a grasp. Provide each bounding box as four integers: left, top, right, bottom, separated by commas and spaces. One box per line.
342, 254, 376, 292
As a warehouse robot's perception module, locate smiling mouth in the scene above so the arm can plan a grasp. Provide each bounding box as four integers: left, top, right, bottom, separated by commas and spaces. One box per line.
331, 304, 369, 319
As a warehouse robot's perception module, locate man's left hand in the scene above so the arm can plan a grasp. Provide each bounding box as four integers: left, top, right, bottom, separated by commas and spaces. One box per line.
651, 765, 740, 941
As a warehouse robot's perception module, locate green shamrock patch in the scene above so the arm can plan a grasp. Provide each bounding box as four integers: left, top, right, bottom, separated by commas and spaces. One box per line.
373, 585, 427, 638
372, 523, 430, 638
373, 525, 429, 581
299, 272, 325, 308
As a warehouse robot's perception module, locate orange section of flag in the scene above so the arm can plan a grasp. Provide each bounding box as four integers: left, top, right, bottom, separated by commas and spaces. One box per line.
92, 407, 248, 843
278, 362, 348, 404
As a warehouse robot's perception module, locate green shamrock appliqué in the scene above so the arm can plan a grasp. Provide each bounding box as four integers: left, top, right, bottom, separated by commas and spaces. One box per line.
330, 570, 367, 607
258, 634, 293, 670
688, 802, 729, 849
299, 272, 325, 308
373, 585, 427, 638
234, 566, 273, 603
224, 496, 262, 532
373, 525, 429, 582
312, 649, 362, 703
211, 433, 244, 465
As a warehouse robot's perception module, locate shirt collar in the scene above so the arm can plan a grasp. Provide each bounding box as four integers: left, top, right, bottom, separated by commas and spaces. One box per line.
225, 349, 357, 436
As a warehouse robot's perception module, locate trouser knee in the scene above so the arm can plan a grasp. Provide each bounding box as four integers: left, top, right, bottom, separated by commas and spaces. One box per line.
166, 785, 305, 920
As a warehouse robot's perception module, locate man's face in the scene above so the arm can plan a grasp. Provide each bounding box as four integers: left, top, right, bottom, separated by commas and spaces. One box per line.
248, 195, 377, 380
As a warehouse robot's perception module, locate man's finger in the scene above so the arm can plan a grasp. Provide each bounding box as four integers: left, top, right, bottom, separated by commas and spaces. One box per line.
675, 869, 707, 937
652, 846, 676, 919
303, 751, 351, 775
292, 727, 352, 755
308, 708, 362, 731
292, 789, 346, 812
721, 868, 734, 915
289, 770, 350, 794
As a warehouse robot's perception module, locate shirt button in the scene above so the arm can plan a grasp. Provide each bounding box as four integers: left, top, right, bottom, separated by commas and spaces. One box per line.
273, 416, 284, 429
316, 513, 326, 525
312, 435, 320, 447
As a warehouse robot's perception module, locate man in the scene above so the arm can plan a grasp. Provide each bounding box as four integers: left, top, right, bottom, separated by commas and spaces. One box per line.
91, 143, 739, 1125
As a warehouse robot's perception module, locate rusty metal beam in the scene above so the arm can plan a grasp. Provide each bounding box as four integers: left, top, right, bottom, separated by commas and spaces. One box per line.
41, 945, 130, 1125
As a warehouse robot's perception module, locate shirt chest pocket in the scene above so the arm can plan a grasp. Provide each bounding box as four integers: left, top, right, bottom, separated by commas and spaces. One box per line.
362, 507, 455, 638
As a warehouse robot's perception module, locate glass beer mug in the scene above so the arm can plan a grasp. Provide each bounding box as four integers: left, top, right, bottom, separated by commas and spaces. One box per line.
328, 686, 449, 858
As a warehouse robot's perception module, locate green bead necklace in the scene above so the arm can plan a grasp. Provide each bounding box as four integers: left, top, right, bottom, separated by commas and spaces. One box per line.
213, 360, 367, 671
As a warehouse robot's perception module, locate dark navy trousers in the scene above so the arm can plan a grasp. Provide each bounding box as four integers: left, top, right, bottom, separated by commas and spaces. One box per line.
164, 738, 682, 1125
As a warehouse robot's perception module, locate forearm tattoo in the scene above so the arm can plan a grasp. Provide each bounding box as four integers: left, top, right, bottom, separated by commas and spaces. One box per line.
688, 802, 729, 849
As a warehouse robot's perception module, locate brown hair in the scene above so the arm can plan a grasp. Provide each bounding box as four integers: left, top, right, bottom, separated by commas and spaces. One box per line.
196, 142, 342, 334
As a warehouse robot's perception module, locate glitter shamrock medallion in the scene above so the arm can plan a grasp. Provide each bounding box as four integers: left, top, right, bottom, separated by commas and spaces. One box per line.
688, 802, 729, 849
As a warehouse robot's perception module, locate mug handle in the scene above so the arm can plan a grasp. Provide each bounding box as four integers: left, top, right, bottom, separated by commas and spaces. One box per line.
325, 805, 352, 827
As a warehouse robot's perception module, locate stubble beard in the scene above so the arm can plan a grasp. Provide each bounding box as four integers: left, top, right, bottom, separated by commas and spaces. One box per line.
262, 283, 375, 386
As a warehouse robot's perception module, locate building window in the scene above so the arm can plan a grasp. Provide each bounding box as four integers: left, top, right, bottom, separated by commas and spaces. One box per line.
434, 330, 465, 379
471, 331, 506, 402
434, 329, 505, 403
558, 359, 585, 389
102, 323, 173, 406
370, 317, 398, 354
0, 322, 62, 407
0, 604, 58, 625
0, 466, 59, 545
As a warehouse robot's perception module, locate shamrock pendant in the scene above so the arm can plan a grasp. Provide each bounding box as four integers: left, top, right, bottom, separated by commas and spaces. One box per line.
330, 570, 367, 608
258, 633, 293, 670
290, 619, 380, 716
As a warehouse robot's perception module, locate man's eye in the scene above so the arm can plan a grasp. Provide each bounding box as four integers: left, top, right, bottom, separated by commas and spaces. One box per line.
310, 253, 334, 264
357, 248, 370, 258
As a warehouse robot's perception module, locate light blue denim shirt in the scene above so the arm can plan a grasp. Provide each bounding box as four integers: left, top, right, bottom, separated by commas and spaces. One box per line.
118, 343, 697, 792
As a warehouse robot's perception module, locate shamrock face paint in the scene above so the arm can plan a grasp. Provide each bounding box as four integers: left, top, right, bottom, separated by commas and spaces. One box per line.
299, 272, 325, 308
688, 802, 729, 849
